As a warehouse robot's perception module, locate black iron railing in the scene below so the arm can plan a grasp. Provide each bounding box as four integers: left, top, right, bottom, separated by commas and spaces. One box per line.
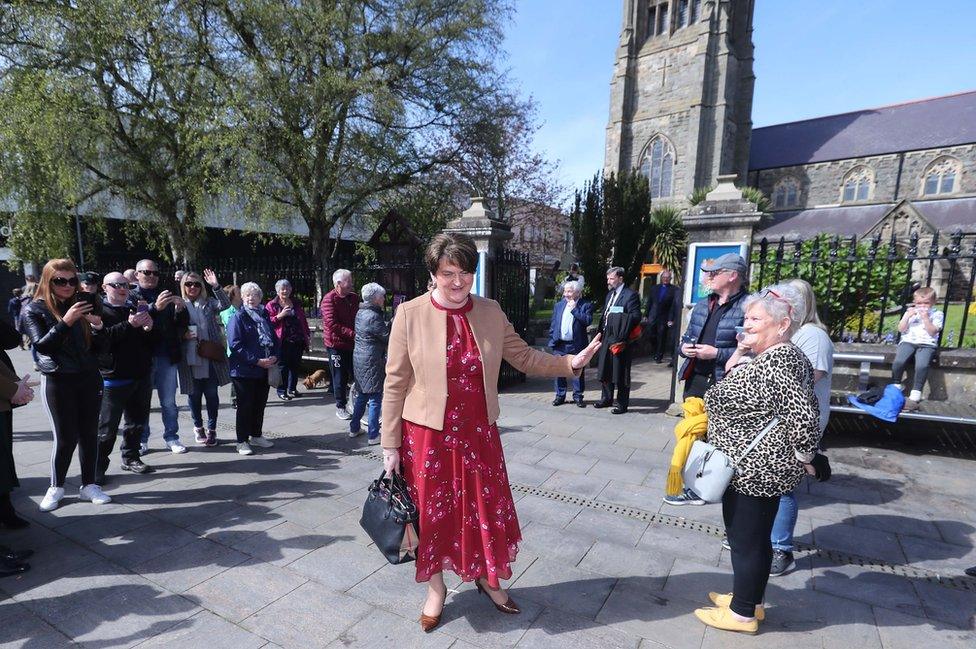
493, 247, 531, 388
752, 230, 976, 348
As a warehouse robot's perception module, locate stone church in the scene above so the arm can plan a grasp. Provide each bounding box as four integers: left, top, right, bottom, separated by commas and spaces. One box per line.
605, 0, 976, 250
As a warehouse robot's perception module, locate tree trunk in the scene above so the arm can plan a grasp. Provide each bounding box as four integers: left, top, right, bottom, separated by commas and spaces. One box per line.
308, 219, 333, 306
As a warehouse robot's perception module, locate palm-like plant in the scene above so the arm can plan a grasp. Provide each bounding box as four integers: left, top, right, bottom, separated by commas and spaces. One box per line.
649, 205, 687, 277
687, 184, 770, 214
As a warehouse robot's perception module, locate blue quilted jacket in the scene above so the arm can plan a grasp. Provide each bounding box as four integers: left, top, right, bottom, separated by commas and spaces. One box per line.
678, 290, 747, 382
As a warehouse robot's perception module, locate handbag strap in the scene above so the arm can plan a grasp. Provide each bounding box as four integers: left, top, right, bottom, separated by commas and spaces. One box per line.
731, 417, 780, 468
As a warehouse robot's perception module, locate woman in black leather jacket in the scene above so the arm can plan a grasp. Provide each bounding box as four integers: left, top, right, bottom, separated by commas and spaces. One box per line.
21, 259, 109, 512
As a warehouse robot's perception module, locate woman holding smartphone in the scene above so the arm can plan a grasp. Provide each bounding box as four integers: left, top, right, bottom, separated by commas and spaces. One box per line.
21, 259, 110, 511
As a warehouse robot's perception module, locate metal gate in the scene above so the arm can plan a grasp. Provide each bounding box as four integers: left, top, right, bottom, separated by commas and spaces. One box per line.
492, 248, 531, 389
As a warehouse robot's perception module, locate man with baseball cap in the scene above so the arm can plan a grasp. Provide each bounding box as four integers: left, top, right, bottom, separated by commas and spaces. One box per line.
678, 253, 748, 400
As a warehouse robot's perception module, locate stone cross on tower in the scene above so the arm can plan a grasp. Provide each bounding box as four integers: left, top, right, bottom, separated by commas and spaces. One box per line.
605, 0, 756, 204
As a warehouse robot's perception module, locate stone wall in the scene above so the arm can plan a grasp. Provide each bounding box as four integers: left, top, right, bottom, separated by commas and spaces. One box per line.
750, 143, 976, 210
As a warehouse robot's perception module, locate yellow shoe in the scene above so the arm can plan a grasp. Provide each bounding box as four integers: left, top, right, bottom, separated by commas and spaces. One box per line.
707, 592, 765, 621
694, 606, 759, 634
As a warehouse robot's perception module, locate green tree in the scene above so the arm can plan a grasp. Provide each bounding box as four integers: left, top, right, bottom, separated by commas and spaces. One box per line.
214, 0, 514, 290
0, 0, 232, 265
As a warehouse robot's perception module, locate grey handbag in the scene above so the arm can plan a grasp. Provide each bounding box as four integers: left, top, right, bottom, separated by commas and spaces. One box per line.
682, 417, 780, 503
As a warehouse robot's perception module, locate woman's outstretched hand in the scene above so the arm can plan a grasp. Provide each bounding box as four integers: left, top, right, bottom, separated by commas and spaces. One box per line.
571, 333, 602, 370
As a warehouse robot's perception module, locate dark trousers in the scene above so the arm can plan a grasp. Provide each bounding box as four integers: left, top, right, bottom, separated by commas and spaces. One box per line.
97, 376, 152, 473
327, 347, 353, 408
652, 319, 672, 361
232, 377, 269, 443
682, 373, 713, 400
601, 382, 630, 409
42, 372, 103, 488
552, 343, 585, 400
278, 339, 303, 396
891, 342, 936, 392
723, 487, 781, 618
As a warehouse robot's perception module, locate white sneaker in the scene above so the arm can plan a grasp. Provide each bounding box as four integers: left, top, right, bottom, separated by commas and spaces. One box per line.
348, 428, 363, 438
39, 486, 65, 512
336, 407, 352, 421
79, 484, 112, 505
236, 442, 253, 455
139, 443, 149, 455
168, 441, 188, 454
367, 436, 381, 446
249, 436, 274, 449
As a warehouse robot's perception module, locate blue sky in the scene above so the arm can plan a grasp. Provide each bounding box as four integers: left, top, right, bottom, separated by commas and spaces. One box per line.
502, 0, 976, 195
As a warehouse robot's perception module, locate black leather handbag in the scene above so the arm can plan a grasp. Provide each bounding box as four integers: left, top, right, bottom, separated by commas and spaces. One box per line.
359, 471, 420, 565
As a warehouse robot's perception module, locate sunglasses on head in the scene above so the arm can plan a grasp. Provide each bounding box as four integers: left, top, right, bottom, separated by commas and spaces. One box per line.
51, 276, 79, 287
105, 282, 129, 289
183, 281, 202, 288
137, 269, 160, 276
762, 288, 794, 318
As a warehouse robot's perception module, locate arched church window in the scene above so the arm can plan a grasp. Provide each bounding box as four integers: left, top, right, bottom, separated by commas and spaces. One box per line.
772, 177, 800, 208
921, 156, 961, 195
841, 165, 873, 202
676, 0, 700, 27
639, 134, 675, 199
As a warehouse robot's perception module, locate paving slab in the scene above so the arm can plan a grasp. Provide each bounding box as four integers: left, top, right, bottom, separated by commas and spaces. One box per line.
515, 606, 641, 648
184, 559, 307, 623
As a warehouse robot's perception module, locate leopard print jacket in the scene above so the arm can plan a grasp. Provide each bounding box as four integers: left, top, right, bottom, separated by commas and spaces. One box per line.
703, 343, 822, 498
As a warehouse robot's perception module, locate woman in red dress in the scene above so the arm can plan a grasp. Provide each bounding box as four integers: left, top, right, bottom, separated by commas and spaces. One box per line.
381, 233, 601, 632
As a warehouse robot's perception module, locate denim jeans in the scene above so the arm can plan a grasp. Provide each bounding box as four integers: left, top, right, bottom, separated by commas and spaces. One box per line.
187, 375, 220, 431
142, 355, 180, 444
552, 345, 585, 400
770, 490, 798, 552
349, 391, 381, 440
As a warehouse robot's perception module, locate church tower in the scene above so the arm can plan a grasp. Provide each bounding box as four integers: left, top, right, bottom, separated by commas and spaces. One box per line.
605, 0, 755, 202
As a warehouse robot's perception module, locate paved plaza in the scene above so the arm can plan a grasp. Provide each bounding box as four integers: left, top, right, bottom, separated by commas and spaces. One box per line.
0, 348, 974, 648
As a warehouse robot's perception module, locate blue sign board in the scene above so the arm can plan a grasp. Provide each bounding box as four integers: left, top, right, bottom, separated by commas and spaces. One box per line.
682, 242, 749, 306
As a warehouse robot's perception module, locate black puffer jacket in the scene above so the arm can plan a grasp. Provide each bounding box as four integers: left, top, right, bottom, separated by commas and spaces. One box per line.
97, 302, 157, 380
352, 302, 390, 394
21, 300, 102, 374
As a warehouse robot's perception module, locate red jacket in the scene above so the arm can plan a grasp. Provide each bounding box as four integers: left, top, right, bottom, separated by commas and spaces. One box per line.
320, 289, 358, 350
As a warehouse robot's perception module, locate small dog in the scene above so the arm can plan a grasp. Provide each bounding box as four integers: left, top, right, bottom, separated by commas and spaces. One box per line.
303, 369, 329, 390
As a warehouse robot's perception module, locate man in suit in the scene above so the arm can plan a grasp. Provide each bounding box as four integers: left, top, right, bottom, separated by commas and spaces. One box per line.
595, 266, 642, 414
645, 269, 680, 363
548, 281, 593, 407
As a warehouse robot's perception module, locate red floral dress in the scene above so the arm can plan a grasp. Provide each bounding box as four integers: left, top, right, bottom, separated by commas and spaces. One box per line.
401, 296, 521, 587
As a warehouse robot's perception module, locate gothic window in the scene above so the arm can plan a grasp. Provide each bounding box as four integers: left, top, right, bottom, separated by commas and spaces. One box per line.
656, 2, 670, 35
921, 156, 961, 195
677, 0, 688, 26
772, 177, 800, 208
690, 0, 701, 23
639, 134, 675, 199
841, 165, 873, 202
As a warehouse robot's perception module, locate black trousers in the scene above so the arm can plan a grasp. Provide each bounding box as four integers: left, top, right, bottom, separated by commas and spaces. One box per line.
0, 411, 18, 494
651, 319, 671, 361
278, 339, 303, 395
682, 373, 713, 400
600, 382, 630, 409
723, 487, 781, 617
232, 377, 269, 443
41, 372, 103, 488
327, 347, 353, 408
97, 376, 152, 473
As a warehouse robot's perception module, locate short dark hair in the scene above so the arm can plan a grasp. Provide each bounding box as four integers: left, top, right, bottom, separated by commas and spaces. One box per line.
425, 233, 478, 274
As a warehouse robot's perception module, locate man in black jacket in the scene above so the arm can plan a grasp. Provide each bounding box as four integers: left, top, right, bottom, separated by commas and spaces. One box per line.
595, 266, 642, 414
95, 272, 156, 482
645, 269, 680, 363
131, 259, 189, 454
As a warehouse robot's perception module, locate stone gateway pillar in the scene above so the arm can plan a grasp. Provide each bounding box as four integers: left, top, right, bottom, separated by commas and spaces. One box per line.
442, 197, 513, 299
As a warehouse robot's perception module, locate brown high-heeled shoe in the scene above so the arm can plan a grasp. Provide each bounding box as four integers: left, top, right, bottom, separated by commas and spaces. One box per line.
419, 612, 441, 633
476, 580, 521, 614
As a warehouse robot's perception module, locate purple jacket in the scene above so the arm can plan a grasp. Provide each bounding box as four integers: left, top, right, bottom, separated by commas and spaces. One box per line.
265, 298, 310, 348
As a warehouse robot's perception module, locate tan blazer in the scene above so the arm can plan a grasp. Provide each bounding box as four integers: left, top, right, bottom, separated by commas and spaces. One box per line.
381, 293, 579, 448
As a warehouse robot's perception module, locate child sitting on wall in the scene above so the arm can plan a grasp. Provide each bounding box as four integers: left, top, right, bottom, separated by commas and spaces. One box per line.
892, 286, 944, 411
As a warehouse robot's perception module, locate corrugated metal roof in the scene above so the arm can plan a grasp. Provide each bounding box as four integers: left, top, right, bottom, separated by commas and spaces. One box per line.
749, 91, 976, 170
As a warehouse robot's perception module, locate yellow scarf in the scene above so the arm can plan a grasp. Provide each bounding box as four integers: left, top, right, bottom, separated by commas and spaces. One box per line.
666, 397, 709, 496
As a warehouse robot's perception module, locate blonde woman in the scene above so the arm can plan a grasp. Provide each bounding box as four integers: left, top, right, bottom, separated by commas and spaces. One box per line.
178, 270, 231, 447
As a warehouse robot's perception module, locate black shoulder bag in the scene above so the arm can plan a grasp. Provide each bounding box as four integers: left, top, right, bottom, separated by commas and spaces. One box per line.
359, 471, 420, 564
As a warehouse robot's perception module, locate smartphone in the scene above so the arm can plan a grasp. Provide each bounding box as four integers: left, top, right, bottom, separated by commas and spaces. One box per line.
137, 303, 150, 314
76, 292, 103, 317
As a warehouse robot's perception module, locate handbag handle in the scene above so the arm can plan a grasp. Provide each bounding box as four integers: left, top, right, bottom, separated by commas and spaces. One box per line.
731, 417, 780, 469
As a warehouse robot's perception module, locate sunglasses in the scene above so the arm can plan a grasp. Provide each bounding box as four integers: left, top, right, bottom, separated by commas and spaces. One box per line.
51, 276, 79, 287
105, 282, 129, 289
762, 288, 794, 318
183, 281, 202, 288
704, 269, 729, 278
137, 270, 160, 276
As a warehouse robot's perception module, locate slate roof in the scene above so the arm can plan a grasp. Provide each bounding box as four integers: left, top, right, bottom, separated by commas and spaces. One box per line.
749, 90, 976, 171
753, 198, 976, 241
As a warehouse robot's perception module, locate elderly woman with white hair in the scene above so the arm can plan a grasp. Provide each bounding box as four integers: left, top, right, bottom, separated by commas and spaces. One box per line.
227, 282, 279, 456
694, 283, 823, 635
349, 282, 390, 444
266, 278, 310, 401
